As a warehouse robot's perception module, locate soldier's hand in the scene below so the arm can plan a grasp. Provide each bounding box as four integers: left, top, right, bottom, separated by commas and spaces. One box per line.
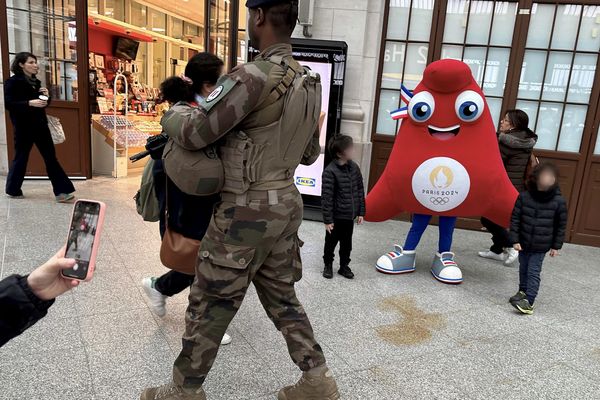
325, 224, 334, 234
357, 217, 364, 225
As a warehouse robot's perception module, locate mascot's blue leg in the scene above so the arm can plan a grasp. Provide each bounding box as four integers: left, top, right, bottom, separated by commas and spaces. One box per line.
375, 214, 431, 274
431, 217, 463, 284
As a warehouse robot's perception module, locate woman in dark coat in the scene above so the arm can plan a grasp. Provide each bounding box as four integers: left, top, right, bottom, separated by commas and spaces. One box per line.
4, 52, 75, 202
479, 109, 537, 264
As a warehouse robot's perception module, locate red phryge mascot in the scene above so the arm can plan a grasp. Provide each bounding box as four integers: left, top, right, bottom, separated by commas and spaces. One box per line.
366, 59, 517, 284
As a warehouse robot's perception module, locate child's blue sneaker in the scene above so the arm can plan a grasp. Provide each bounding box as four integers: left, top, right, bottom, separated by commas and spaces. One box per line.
375, 245, 416, 274
431, 252, 463, 284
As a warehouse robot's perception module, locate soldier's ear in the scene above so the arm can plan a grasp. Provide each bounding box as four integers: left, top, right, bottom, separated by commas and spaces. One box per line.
255, 7, 267, 26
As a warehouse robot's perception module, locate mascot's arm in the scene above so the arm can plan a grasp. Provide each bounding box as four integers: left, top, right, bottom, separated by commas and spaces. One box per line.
365, 178, 404, 222
483, 182, 519, 228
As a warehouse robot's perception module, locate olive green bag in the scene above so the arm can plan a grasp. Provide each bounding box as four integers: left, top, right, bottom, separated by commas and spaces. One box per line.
134, 159, 160, 222
161, 103, 224, 196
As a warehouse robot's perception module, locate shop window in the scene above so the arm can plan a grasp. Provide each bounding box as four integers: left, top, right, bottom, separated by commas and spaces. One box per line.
105, 0, 125, 22
517, 3, 599, 153
150, 9, 167, 34
152, 40, 166, 88
172, 18, 184, 40
130, 1, 147, 28
210, 0, 231, 69
375, 0, 434, 136
595, 125, 600, 155
237, 1, 247, 65
440, 1, 518, 124
6, 0, 79, 101
88, 0, 98, 15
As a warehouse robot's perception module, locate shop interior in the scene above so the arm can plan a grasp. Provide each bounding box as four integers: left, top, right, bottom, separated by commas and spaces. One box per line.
85, 0, 248, 176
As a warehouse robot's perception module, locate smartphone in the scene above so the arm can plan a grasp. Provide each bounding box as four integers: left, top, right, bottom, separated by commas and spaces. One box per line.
61, 200, 106, 281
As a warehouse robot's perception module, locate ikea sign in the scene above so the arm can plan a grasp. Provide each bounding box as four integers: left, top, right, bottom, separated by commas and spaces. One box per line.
296, 177, 316, 187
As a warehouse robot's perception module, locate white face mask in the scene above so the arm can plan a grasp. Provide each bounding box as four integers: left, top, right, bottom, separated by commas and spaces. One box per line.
195, 94, 204, 104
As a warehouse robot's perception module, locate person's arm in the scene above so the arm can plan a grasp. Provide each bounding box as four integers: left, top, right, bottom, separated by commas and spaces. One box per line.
321, 168, 335, 225
552, 198, 568, 251
498, 132, 536, 149
3, 78, 29, 112
0, 248, 77, 348
508, 194, 522, 245
160, 64, 271, 151
357, 165, 366, 217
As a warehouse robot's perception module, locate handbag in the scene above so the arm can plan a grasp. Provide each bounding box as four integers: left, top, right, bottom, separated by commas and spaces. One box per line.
159, 179, 200, 275
134, 159, 161, 222
47, 115, 66, 144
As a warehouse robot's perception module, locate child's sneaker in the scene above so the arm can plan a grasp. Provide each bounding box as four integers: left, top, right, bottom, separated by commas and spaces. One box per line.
338, 265, 354, 279
323, 263, 333, 279
509, 290, 527, 304
513, 298, 534, 315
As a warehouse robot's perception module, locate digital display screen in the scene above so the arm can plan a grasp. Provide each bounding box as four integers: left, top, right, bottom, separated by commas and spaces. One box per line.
63, 201, 101, 280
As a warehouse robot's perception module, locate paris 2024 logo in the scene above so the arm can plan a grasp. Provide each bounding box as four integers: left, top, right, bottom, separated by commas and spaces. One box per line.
412, 157, 470, 212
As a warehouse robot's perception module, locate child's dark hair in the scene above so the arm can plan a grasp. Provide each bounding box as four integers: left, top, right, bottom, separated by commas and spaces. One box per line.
527, 162, 560, 190
185, 52, 224, 95
159, 76, 196, 104
328, 135, 354, 159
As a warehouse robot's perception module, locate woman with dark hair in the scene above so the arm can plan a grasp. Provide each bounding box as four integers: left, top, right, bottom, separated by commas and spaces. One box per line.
4, 52, 75, 202
140, 53, 233, 344
479, 109, 538, 265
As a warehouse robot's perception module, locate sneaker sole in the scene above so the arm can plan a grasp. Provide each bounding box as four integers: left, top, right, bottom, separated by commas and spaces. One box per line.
431, 269, 463, 284
515, 305, 534, 315
375, 265, 416, 275
278, 391, 340, 400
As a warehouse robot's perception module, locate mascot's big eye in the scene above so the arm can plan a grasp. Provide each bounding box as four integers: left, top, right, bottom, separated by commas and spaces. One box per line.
408, 91, 435, 123
455, 90, 485, 122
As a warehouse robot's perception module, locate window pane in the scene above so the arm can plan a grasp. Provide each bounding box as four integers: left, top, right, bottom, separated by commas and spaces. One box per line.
568, 53, 597, 104
466, 1, 493, 45
376, 90, 400, 135
542, 51, 572, 102
403, 43, 429, 89
105, 0, 125, 21
535, 102, 563, 151
136, 42, 147, 85
386, 0, 410, 40
518, 50, 547, 100
483, 47, 510, 97
131, 2, 147, 27
550, 4, 581, 51
595, 125, 600, 155
172, 18, 183, 39
558, 104, 587, 153
150, 10, 166, 33
489, 2, 518, 46
152, 41, 166, 88
408, 0, 434, 41
443, 0, 469, 43
88, 0, 98, 14
463, 47, 487, 85
441, 44, 463, 60
578, 6, 600, 52
515, 100, 539, 130
526, 4, 554, 48
486, 97, 502, 125
7, 9, 30, 54
381, 41, 405, 89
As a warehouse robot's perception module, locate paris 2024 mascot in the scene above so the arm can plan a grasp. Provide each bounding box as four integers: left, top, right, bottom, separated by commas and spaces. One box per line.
366, 59, 517, 284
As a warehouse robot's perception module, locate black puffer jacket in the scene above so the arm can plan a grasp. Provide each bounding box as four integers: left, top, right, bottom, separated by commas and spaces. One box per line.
499, 129, 538, 192
321, 160, 366, 224
509, 186, 568, 252
0, 274, 54, 347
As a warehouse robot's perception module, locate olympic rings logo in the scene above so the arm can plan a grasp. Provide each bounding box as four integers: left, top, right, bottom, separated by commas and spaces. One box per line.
429, 197, 450, 205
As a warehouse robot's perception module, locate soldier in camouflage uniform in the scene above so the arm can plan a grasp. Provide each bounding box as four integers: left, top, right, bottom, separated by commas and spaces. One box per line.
141, 1, 340, 399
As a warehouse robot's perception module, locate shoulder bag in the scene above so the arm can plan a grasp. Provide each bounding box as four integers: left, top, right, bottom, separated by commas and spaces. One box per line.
47, 115, 66, 144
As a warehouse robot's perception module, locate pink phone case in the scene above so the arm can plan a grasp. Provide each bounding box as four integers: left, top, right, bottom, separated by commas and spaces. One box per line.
62, 199, 106, 282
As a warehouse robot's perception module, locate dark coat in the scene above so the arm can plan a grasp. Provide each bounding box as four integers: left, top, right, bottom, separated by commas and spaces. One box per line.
4, 73, 51, 135
0, 274, 54, 347
321, 160, 366, 224
509, 186, 568, 253
499, 129, 538, 192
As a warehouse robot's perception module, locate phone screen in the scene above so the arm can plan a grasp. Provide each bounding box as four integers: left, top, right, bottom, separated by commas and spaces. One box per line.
63, 201, 101, 280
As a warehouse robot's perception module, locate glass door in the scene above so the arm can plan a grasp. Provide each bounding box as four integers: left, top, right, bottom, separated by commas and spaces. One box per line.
2, 0, 91, 177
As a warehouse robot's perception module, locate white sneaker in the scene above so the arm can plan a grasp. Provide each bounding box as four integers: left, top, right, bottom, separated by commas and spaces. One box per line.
478, 250, 506, 261
504, 248, 519, 265
221, 333, 232, 345
142, 277, 167, 317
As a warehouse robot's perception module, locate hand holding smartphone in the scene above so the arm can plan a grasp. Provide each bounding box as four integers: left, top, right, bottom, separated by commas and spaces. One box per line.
61, 200, 106, 281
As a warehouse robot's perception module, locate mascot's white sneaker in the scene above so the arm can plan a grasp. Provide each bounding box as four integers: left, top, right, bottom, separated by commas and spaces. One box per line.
375, 245, 416, 274
431, 252, 463, 284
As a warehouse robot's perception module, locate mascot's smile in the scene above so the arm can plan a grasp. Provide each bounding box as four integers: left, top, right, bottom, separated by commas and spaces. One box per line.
428, 124, 460, 140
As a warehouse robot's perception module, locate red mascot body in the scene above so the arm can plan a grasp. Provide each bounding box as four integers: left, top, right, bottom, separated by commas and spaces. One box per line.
366, 59, 517, 283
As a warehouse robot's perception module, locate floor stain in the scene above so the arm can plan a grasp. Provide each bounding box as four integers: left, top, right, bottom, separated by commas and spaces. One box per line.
375, 295, 446, 346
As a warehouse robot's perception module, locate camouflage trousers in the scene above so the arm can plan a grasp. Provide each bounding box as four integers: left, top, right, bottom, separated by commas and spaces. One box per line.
173, 186, 326, 389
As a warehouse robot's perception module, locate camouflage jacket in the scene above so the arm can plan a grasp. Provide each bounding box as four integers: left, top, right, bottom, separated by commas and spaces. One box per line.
161, 43, 321, 166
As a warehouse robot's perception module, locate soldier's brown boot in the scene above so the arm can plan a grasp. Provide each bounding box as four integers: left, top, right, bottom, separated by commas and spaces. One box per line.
278, 366, 340, 400
140, 381, 206, 400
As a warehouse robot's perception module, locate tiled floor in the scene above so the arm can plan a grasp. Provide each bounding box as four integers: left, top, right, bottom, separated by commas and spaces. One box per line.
1, 177, 600, 400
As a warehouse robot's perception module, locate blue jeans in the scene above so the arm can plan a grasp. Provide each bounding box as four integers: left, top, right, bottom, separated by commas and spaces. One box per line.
518, 251, 546, 305
404, 214, 457, 253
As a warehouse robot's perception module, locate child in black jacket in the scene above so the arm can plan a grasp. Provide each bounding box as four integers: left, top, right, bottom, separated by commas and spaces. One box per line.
509, 163, 567, 314
321, 135, 366, 279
